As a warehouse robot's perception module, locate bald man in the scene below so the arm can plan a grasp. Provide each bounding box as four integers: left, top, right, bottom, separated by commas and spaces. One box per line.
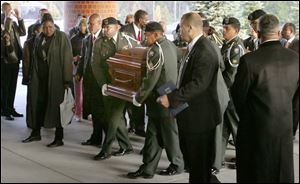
76, 14, 105, 147
158, 12, 221, 183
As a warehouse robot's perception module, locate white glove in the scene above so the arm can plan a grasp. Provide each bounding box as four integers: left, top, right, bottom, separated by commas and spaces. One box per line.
132, 95, 142, 107
102, 84, 108, 96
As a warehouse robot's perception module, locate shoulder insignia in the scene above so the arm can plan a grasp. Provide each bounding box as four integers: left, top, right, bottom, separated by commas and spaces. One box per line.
149, 50, 154, 57
231, 59, 239, 65
234, 47, 240, 54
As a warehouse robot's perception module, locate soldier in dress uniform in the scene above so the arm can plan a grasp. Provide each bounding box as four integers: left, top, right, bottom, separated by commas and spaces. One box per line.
244, 9, 266, 52
220, 17, 245, 168
127, 21, 184, 179
93, 17, 140, 160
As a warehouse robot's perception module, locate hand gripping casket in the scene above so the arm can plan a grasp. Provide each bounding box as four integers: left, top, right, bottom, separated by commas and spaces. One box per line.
106, 47, 148, 102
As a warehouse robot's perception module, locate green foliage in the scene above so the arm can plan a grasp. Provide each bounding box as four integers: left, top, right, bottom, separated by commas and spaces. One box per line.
193, 1, 299, 39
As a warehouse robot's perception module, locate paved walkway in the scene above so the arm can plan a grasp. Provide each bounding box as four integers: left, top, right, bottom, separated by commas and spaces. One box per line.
1, 78, 299, 183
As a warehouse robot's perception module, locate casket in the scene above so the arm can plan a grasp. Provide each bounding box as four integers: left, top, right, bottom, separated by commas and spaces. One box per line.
106, 47, 148, 102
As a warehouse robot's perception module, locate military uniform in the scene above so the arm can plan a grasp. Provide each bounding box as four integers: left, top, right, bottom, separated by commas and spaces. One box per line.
129, 22, 184, 177
245, 9, 266, 52
92, 18, 140, 158
221, 32, 245, 162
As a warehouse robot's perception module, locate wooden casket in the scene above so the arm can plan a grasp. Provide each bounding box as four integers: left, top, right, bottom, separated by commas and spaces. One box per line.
106, 47, 148, 102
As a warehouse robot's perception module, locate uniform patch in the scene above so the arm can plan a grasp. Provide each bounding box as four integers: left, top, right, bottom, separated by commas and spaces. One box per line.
234, 47, 240, 54
149, 50, 154, 57
231, 59, 238, 64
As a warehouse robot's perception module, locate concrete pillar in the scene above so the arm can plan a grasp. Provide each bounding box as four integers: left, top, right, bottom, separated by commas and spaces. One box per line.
64, 1, 117, 31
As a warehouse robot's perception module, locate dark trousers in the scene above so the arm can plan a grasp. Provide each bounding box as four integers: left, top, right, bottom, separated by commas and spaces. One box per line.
179, 129, 216, 183
82, 69, 104, 144
1, 62, 5, 113
141, 117, 184, 175
1, 62, 19, 115
222, 100, 238, 161
101, 98, 132, 154
31, 126, 63, 141
126, 103, 146, 132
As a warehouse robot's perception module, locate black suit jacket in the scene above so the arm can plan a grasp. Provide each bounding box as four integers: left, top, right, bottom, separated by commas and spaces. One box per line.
120, 22, 145, 45
231, 41, 298, 182
288, 38, 299, 54
168, 35, 221, 134
76, 33, 101, 78
232, 40, 299, 137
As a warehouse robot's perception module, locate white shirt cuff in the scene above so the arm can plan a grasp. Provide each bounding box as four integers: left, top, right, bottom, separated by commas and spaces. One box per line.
132, 95, 142, 107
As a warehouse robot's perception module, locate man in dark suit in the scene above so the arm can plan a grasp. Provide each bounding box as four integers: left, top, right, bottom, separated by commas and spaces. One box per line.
158, 12, 221, 183
282, 22, 299, 53
75, 14, 104, 147
231, 14, 299, 182
1, 2, 26, 120
120, 9, 149, 136
244, 9, 266, 52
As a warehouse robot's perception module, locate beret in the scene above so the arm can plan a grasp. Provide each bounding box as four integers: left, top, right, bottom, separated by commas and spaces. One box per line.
145, 21, 164, 32
102, 17, 118, 26
248, 9, 266, 21
223, 17, 240, 28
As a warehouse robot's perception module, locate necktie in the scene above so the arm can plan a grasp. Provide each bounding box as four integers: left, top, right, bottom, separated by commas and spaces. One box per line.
176, 47, 189, 88
137, 30, 141, 41
111, 38, 116, 46
92, 35, 96, 43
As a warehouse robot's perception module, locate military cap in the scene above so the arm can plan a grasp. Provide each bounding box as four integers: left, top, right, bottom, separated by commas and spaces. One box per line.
102, 17, 118, 26
248, 9, 266, 21
145, 21, 164, 32
223, 17, 240, 27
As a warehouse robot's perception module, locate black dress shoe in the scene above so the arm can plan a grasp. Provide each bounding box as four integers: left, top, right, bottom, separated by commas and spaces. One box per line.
112, 148, 133, 156
47, 140, 64, 148
135, 130, 146, 137
22, 135, 41, 143
128, 127, 136, 133
211, 167, 220, 175
11, 111, 24, 117
127, 169, 154, 179
94, 152, 111, 160
159, 166, 179, 176
81, 140, 101, 147
5, 115, 14, 120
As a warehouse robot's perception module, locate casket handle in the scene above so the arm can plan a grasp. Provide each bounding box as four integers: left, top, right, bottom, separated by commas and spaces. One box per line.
115, 78, 132, 84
